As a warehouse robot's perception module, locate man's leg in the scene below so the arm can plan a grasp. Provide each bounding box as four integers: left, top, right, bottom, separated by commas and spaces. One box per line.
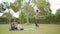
35, 19, 39, 27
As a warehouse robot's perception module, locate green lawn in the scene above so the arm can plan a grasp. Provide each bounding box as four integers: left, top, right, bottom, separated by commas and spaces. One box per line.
0, 24, 60, 34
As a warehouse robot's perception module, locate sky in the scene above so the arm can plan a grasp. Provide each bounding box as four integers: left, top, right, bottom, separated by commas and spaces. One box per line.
0, 0, 60, 18
48, 0, 60, 14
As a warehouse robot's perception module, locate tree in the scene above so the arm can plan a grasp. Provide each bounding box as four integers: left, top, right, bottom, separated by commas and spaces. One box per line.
10, 0, 22, 23
37, 0, 51, 15
23, 1, 34, 24
0, 2, 7, 13
0, 2, 12, 23
10, 0, 22, 12
24, 2, 30, 24
55, 9, 60, 22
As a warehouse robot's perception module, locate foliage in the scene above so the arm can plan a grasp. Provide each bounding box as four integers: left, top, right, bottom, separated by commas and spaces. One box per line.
0, 17, 8, 24
55, 9, 60, 22
0, 0, 60, 24
10, 0, 22, 12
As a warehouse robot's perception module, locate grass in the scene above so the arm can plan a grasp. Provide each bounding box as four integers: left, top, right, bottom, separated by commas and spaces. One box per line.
0, 24, 60, 34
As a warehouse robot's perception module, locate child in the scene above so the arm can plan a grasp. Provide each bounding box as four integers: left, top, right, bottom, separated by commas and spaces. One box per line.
17, 22, 24, 30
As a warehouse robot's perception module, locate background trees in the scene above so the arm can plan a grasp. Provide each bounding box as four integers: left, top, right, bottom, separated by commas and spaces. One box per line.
0, 0, 60, 24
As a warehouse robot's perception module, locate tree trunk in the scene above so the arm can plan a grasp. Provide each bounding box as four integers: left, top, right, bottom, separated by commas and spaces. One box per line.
26, 13, 29, 24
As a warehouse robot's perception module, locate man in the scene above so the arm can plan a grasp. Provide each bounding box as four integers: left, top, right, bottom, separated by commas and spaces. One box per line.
35, 10, 39, 27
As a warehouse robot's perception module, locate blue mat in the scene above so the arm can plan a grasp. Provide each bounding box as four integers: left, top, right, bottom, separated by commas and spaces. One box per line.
24, 28, 34, 30
8, 27, 34, 31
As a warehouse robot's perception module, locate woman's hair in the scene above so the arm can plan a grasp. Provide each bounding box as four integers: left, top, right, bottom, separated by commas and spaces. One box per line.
10, 19, 14, 22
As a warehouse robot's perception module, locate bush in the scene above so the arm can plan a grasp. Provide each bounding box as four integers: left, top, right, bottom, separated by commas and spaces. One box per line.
0, 17, 8, 24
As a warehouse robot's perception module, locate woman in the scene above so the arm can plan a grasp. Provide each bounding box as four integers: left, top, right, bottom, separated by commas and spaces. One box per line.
10, 19, 16, 30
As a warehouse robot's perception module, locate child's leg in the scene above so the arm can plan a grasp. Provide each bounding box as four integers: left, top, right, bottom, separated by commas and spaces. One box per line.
20, 28, 24, 30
